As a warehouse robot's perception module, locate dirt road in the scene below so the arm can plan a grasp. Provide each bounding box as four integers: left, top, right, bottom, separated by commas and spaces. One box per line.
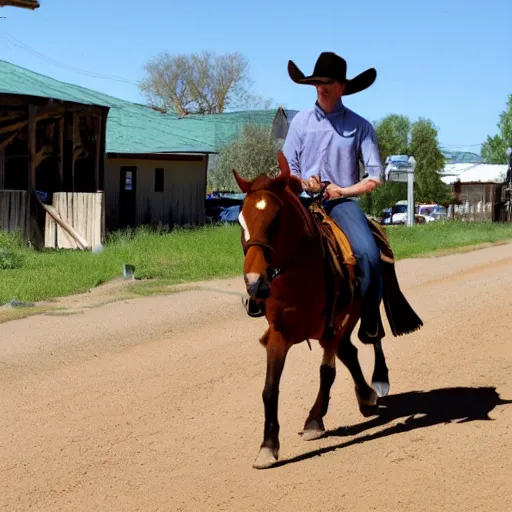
1, 244, 511, 512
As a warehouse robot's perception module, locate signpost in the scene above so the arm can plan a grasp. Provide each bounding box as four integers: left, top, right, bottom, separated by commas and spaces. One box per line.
384, 155, 417, 226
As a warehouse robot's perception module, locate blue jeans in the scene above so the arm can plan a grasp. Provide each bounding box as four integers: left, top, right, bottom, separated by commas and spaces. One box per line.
325, 199, 382, 309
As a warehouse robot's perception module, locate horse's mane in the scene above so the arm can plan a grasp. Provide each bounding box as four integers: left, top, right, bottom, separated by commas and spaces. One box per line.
248, 174, 319, 241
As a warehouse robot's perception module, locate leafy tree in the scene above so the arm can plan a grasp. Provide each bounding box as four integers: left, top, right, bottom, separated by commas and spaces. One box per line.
207, 123, 279, 192
374, 114, 410, 163
409, 118, 451, 204
139, 51, 272, 115
360, 114, 451, 215
481, 94, 512, 164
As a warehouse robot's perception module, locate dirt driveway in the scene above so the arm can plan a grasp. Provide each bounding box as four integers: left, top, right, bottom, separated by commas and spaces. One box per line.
1, 244, 511, 511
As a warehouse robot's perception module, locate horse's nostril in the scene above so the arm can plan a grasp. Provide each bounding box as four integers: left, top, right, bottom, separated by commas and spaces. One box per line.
247, 276, 270, 299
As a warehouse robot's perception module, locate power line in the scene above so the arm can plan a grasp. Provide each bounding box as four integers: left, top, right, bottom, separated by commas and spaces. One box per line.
0, 31, 140, 86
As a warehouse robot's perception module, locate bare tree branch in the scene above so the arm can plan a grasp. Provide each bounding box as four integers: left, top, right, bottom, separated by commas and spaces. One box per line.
139, 51, 271, 115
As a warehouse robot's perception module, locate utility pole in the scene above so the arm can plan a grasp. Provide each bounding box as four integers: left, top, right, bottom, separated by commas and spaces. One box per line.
406, 156, 416, 226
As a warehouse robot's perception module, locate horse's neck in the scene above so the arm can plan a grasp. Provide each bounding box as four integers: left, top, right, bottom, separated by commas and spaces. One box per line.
273, 191, 321, 268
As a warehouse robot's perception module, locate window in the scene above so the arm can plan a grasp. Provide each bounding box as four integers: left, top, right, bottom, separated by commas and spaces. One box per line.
154, 167, 164, 192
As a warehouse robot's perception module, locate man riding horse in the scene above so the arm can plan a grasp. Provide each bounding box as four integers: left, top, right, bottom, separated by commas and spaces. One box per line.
247, 51, 384, 344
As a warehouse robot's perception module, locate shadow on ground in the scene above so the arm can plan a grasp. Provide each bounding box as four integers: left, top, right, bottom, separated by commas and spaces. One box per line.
271, 386, 512, 469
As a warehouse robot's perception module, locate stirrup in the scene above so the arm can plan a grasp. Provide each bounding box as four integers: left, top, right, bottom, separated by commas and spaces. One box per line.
242, 296, 266, 318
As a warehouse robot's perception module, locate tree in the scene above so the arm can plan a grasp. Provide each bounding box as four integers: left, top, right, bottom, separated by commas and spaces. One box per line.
481, 94, 512, 164
359, 114, 451, 215
359, 114, 411, 216
409, 118, 451, 204
374, 114, 410, 163
139, 51, 272, 115
207, 124, 279, 192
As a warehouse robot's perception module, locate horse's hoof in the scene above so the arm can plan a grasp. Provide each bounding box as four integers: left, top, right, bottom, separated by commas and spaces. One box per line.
357, 387, 378, 417
301, 428, 325, 441
359, 404, 379, 417
253, 447, 278, 469
372, 381, 390, 398
301, 418, 325, 441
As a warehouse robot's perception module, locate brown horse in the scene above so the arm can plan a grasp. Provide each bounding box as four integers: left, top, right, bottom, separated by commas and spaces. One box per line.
233, 151, 423, 469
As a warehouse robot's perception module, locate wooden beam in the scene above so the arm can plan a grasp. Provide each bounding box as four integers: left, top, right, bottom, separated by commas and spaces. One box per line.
0, 147, 4, 189
72, 112, 77, 192
0, 111, 60, 136
0, 1, 40, 10
58, 116, 64, 189
0, 132, 17, 152
95, 115, 102, 191
27, 105, 37, 194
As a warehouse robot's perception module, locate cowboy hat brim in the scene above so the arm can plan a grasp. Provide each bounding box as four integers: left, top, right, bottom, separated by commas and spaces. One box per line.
287, 60, 377, 96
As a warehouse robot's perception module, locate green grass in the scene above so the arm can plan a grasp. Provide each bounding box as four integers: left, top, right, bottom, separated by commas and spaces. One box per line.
387, 220, 512, 259
1, 220, 512, 305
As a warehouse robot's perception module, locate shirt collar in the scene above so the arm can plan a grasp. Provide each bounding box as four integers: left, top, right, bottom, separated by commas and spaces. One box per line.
314, 99, 345, 120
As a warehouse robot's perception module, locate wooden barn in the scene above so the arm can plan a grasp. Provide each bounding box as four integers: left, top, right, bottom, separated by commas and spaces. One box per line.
0, 61, 216, 243
1, 61, 302, 242
0, 61, 109, 249
441, 163, 508, 221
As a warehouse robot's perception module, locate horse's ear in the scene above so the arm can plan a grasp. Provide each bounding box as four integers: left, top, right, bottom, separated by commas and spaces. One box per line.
274, 151, 290, 188
288, 175, 303, 196
232, 169, 251, 194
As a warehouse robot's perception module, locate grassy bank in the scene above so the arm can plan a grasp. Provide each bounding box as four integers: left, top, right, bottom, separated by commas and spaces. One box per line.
1, 220, 512, 304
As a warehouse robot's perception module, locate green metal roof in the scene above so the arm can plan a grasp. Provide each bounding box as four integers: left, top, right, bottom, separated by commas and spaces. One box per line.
0, 60, 279, 155
181, 109, 278, 149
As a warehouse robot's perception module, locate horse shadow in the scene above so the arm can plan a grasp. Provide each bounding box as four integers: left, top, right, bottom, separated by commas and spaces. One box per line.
272, 386, 512, 468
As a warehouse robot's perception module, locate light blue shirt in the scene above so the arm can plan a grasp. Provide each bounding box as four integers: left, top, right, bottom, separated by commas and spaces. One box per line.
282, 100, 383, 187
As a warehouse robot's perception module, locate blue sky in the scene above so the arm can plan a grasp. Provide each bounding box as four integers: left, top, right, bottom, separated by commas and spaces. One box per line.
1, 0, 510, 154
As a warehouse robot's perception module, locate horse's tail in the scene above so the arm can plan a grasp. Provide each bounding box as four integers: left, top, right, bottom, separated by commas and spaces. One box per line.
382, 261, 423, 337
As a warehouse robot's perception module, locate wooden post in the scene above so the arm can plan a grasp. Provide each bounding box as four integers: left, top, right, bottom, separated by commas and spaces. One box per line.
58, 116, 64, 190
0, 148, 4, 189
27, 105, 37, 194
95, 114, 102, 191
72, 112, 77, 192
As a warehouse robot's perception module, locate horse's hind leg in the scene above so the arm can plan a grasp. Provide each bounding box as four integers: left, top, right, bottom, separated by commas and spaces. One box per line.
337, 337, 378, 417
302, 346, 336, 441
372, 339, 390, 398
253, 328, 291, 470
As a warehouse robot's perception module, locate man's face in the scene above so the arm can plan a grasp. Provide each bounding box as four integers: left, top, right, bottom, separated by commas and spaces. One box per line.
315, 80, 345, 103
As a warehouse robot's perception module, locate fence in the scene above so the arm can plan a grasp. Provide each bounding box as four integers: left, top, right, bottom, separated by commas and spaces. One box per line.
44, 192, 105, 249
0, 190, 28, 236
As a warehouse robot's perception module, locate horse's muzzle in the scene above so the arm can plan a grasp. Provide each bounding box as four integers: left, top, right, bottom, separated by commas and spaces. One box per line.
245, 273, 270, 300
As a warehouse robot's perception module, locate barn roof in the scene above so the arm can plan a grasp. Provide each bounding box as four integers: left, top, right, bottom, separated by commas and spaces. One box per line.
0, 61, 286, 155
441, 163, 507, 185
0, 60, 217, 154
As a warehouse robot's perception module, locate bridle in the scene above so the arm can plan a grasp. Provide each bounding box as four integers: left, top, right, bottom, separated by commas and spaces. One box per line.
241, 189, 320, 283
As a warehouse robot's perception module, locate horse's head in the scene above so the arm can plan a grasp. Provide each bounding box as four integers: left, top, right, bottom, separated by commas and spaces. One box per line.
233, 152, 305, 301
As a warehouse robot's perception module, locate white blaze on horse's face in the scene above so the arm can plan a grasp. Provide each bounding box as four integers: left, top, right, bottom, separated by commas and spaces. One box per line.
255, 198, 267, 210
238, 211, 250, 242
239, 198, 266, 241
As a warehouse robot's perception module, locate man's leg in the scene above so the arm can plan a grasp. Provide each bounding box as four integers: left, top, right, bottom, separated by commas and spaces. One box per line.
326, 199, 383, 342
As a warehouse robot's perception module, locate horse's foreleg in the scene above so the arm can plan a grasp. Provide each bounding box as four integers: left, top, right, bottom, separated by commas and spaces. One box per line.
372, 339, 390, 398
337, 337, 378, 417
301, 347, 336, 441
253, 329, 290, 470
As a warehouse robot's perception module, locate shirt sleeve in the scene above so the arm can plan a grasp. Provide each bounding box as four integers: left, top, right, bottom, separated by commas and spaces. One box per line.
360, 122, 383, 182
281, 115, 302, 178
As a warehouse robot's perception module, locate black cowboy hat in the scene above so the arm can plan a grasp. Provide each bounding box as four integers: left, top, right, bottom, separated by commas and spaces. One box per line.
288, 52, 377, 95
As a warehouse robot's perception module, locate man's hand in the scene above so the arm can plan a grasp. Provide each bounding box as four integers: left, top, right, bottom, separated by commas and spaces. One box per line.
323, 184, 345, 200
301, 175, 323, 194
